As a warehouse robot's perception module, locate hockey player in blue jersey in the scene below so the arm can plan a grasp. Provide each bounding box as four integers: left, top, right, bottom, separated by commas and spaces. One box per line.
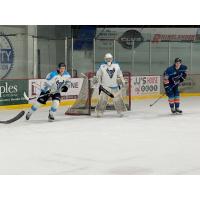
26, 63, 71, 121
163, 58, 187, 114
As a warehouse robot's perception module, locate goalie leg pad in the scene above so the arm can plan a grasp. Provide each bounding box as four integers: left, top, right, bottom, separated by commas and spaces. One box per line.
95, 92, 109, 113
113, 97, 127, 112
112, 88, 127, 112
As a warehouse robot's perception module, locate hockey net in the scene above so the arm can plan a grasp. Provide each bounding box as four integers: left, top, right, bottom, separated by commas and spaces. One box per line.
65, 71, 131, 115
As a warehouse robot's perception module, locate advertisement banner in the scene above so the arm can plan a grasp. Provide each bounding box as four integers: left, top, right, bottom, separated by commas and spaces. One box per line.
0, 79, 28, 106
179, 74, 200, 93
132, 76, 160, 96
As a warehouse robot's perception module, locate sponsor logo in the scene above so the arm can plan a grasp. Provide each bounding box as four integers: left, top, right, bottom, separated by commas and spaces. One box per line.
152, 34, 196, 43
118, 30, 144, 49
0, 82, 18, 98
132, 76, 160, 95
0, 32, 15, 79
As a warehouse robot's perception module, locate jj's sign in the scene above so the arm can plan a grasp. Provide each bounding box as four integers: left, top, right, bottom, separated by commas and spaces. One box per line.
132, 76, 160, 96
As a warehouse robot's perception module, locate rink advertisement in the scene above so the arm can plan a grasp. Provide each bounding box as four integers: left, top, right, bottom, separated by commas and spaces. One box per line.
179, 74, 199, 93
132, 76, 160, 96
0, 32, 15, 79
0, 79, 28, 106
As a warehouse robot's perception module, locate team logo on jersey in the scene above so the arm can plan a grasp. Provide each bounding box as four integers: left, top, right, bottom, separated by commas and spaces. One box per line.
0, 32, 15, 79
106, 68, 115, 79
56, 80, 65, 90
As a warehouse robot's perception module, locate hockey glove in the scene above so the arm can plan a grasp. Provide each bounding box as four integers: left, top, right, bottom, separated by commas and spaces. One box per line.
61, 86, 68, 92
117, 77, 126, 87
179, 72, 187, 83
172, 76, 180, 85
92, 76, 99, 85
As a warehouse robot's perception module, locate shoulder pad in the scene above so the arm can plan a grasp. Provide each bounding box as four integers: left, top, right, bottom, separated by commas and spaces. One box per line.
63, 71, 71, 78
46, 70, 58, 80
180, 64, 188, 70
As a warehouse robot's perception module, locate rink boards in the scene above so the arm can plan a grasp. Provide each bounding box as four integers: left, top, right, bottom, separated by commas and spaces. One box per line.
0, 74, 200, 110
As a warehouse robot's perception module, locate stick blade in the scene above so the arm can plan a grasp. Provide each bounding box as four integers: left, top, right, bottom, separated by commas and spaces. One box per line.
0, 111, 25, 124
23, 91, 29, 101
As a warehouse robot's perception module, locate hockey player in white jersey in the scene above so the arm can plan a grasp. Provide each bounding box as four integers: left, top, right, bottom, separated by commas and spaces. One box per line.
26, 63, 71, 121
94, 53, 127, 117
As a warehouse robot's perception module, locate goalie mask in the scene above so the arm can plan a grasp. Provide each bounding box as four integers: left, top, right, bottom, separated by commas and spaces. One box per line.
104, 53, 113, 66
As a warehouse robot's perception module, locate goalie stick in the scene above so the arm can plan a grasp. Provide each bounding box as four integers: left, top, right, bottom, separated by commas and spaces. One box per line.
99, 85, 114, 98
0, 111, 25, 124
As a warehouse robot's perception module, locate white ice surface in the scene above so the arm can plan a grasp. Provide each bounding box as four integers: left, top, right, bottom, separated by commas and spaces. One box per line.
0, 96, 200, 175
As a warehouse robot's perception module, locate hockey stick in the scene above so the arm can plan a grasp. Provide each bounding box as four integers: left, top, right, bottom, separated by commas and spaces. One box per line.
149, 82, 180, 107
24, 80, 72, 101
0, 111, 25, 124
149, 93, 166, 107
23, 91, 55, 101
24, 84, 71, 101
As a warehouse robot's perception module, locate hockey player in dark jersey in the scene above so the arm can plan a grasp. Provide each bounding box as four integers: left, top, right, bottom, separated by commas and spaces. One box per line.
163, 58, 188, 114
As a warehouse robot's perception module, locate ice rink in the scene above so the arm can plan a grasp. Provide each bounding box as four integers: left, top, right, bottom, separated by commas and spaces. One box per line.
0, 96, 200, 175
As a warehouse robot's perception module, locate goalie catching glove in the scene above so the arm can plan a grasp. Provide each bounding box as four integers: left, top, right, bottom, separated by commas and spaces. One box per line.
91, 76, 99, 86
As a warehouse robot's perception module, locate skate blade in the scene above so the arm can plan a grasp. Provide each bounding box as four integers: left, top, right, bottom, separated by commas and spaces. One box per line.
48, 118, 55, 122
176, 112, 182, 115
171, 112, 182, 115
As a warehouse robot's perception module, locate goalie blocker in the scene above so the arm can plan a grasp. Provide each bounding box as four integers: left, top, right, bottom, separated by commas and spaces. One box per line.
65, 72, 131, 115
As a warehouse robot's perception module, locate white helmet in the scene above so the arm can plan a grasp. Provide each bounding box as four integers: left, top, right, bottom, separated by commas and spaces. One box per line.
104, 53, 113, 64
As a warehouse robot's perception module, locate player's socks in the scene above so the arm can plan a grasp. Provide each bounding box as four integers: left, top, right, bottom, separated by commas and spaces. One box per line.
26, 102, 42, 120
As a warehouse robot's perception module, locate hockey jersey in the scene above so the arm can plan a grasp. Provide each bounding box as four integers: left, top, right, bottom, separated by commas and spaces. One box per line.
96, 62, 123, 88
42, 70, 71, 93
163, 64, 188, 86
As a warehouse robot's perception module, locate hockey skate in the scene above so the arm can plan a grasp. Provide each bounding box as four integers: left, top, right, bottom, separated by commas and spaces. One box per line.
26, 111, 32, 120
117, 111, 123, 117
96, 111, 103, 118
171, 108, 176, 114
175, 108, 182, 114
48, 111, 55, 122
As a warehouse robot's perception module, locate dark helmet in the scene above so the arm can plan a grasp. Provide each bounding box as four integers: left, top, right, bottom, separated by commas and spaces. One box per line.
174, 58, 182, 63
57, 62, 66, 68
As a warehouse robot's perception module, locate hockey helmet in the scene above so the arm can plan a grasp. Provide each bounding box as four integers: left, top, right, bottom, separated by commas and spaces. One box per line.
174, 58, 182, 63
